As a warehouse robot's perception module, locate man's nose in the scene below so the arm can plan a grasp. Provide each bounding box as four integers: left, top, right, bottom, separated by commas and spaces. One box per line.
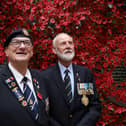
20, 42, 26, 48
66, 42, 71, 47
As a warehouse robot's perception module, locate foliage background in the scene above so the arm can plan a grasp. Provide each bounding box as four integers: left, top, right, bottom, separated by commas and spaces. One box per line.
0, 0, 126, 125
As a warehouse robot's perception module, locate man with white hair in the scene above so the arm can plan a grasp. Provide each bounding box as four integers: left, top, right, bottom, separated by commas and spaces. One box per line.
42, 33, 101, 126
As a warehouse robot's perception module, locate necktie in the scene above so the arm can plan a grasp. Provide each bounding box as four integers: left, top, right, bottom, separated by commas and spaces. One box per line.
64, 69, 73, 104
22, 77, 39, 120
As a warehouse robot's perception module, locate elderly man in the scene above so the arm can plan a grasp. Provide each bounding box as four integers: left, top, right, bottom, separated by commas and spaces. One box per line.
0, 28, 49, 126
42, 33, 101, 126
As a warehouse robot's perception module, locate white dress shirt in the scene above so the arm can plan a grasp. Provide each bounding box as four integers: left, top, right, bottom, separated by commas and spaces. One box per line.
58, 62, 74, 97
8, 62, 38, 102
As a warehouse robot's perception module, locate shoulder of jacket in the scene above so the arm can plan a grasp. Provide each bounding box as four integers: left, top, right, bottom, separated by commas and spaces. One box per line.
73, 63, 89, 70
43, 64, 56, 72
73, 63, 93, 74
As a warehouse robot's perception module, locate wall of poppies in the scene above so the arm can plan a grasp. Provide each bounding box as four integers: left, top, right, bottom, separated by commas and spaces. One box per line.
0, 0, 126, 125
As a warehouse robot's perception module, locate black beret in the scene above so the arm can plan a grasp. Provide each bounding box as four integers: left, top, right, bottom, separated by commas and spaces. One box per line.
4, 28, 32, 48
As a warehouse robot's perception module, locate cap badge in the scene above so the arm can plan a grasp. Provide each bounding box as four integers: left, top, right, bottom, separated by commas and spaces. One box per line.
23, 29, 29, 36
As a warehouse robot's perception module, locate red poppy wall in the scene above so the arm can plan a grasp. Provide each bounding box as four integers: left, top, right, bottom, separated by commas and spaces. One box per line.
0, 0, 126, 125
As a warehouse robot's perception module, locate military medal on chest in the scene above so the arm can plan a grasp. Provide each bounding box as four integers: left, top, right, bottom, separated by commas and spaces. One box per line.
77, 82, 94, 106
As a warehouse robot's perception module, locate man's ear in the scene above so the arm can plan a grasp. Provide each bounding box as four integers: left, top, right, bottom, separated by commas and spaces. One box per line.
52, 47, 56, 54
31, 50, 33, 57
5, 48, 8, 56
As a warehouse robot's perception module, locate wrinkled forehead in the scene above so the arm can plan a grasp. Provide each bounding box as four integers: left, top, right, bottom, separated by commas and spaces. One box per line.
56, 34, 73, 43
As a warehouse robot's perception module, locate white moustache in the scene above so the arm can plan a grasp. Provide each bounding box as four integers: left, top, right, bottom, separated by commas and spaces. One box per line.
64, 49, 73, 53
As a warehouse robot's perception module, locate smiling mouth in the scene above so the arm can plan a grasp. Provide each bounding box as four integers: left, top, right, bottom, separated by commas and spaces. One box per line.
16, 52, 27, 55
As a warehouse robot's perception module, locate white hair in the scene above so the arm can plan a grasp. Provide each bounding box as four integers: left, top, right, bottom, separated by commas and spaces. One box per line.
52, 33, 73, 48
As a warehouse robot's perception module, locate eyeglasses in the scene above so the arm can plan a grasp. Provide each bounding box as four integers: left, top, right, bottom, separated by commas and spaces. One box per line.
10, 40, 32, 48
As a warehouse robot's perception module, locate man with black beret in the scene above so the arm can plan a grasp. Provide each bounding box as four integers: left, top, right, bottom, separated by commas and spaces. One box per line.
0, 28, 49, 126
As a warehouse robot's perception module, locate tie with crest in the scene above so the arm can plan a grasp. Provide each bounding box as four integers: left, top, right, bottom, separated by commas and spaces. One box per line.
22, 77, 39, 120
64, 69, 73, 104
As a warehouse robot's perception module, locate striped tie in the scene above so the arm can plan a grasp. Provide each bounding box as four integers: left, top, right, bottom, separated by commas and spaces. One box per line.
22, 77, 39, 120
64, 69, 73, 104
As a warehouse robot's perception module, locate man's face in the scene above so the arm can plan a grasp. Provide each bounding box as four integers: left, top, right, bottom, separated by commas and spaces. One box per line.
53, 34, 75, 62
5, 37, 33, 64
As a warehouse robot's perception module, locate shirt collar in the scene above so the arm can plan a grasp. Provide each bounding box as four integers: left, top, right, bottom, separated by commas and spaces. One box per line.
58, 62, 73, 74
8, 62, 32, 84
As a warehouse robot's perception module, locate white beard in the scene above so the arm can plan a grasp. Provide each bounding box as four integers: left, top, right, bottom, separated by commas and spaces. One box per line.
56, 49, 75, 62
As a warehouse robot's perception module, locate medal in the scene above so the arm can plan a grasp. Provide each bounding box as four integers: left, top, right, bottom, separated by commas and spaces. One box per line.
81, 89, 89, 106
77, 83, 94, 95
87, 88, 94, 95
81, 94, 89, 106
76, 72, 93, 106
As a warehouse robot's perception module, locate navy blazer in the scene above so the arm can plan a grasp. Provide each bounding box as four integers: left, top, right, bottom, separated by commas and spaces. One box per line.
0, 64, 49, 126
42, 63, 101, 126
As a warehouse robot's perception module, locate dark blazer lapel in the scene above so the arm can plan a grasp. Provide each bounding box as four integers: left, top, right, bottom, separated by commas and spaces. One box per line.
1, 65, 39, 122
0, 64, 14, 81
72, 64, 80, 103
1, 64, 32, 108
53, 64, 69, 106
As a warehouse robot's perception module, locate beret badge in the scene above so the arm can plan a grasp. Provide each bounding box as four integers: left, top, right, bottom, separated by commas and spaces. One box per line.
22, 28, 29, 36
